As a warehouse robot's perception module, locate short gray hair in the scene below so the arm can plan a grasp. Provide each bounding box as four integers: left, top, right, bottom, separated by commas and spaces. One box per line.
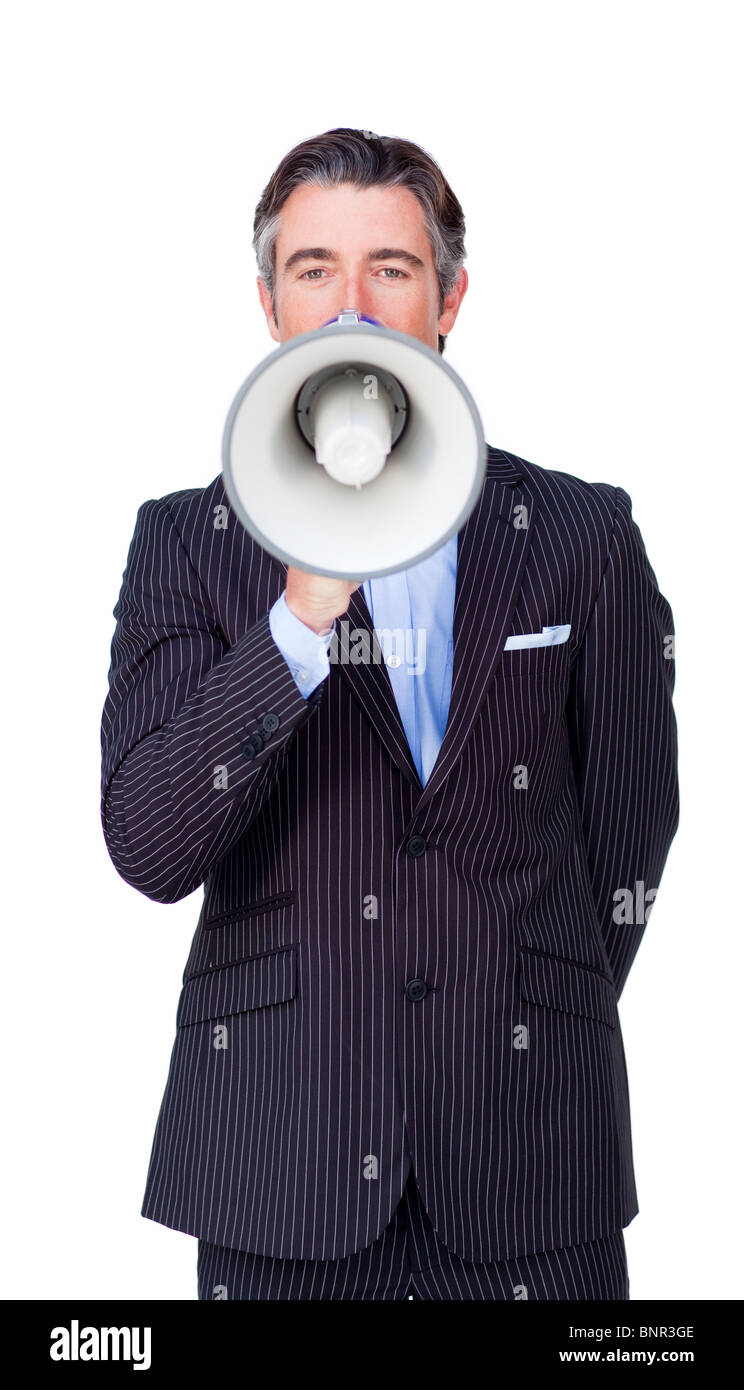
252, 128, 466, 354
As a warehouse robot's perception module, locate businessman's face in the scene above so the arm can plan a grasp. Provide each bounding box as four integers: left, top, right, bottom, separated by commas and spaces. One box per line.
257, 182, 467, 352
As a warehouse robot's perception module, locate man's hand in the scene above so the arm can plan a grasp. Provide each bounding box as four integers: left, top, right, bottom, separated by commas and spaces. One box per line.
285, 566, 362, 635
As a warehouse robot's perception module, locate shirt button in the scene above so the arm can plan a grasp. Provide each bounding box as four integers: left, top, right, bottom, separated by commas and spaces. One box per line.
387, 653, 402, 667
405, 978, 428, 1002
297, 668, 308, 681
405, 835, 427, 857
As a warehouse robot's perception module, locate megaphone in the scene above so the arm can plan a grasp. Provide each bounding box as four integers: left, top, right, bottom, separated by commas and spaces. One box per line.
222, 308, 486, 579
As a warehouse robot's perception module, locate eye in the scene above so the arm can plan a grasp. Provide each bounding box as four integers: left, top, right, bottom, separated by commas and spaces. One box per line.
378, 267, 407, 278
299, 268, 327, 280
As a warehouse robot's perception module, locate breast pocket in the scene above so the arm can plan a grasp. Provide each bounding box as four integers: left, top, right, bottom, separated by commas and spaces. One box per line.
497, 640, 571, 682
177, 947, 297, 1027
490, 640, 572, 768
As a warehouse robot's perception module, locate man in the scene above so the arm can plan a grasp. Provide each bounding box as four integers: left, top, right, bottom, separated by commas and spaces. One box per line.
100, 128, 679, 1301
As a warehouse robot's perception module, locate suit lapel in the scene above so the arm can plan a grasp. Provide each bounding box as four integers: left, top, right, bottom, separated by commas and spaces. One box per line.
266, 554, 422, 787
337, 583, 423, 787
265, 449, 537, 803
414, 464, 537, 811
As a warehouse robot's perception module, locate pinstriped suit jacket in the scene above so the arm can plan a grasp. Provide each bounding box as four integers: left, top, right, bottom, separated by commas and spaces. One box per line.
100, 444, 679, 1263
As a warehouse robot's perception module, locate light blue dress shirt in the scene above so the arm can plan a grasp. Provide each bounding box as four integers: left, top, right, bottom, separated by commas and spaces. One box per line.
269, 532, 458, 785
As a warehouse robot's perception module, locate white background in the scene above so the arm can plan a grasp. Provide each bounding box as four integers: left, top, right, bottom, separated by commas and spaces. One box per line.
1, 0, 741, 1301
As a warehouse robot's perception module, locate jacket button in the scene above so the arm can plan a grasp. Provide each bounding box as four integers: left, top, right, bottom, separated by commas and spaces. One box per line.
262, 713, 279, 734
244, 731, 264, 755
405, 834, 427, 857
405, 978, 428, 1002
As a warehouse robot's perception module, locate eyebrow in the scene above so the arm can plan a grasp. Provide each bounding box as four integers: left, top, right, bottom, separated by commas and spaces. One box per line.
282, 246, 426, 274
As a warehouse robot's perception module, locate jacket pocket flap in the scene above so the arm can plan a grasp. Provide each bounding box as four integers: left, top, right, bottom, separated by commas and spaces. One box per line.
204, 890, 297, 929
519, 948, 617, 1029
177, 947, 297, 1027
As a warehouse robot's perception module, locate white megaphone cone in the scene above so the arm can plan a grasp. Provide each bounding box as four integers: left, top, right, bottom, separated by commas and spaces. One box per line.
221, 308, 486, 579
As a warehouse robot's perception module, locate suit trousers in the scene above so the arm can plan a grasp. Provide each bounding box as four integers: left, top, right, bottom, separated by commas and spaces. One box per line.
196, 1169, 630, 1301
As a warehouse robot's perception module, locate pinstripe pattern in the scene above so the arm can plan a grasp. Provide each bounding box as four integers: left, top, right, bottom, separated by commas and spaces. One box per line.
100, 444, 679, 1264
196, 1169, 629, 1300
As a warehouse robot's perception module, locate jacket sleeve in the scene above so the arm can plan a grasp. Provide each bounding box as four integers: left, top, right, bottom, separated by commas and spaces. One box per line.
100, 496, 326, 905
566, 486, 679, 998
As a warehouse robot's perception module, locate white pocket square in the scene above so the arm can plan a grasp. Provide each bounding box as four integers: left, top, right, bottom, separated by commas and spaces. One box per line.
504, 624, 571, 650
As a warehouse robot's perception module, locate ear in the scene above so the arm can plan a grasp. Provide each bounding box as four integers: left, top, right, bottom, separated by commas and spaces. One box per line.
257, 276, 281, 343
438, 266, 468, 338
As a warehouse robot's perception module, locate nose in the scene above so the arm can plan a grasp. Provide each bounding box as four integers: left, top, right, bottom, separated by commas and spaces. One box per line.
328, 267, 385, 325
